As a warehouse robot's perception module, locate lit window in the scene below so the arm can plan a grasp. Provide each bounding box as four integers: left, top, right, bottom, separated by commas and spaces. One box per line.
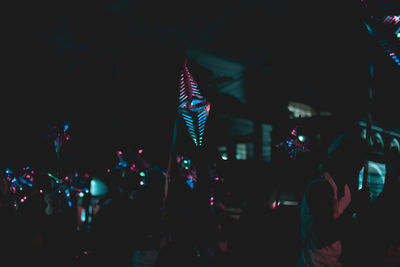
288, 102, 316, 119
236, 143, 247, 160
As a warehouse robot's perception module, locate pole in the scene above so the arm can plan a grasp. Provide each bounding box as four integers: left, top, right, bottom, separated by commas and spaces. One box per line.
162, 116, 179, 218
362, 16, 375, 190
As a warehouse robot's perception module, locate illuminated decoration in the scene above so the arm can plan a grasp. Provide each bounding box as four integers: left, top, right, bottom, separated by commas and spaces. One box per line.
47, 172, 73, 207
3, 166, 38, 209
176, 154, 198, 189
382, 15, 399, 26
377, 40, 400, 66
136, 166, 167, 188
276, 126, 309, 159
47, 171, 91, 208
364, 13, 400, 67
46, 120, 72, 158
113, 148, 151, 176
5, 167, 34, 192
382, 15, 400, 39
178, 59, 211, 147
111, 147, 165, 188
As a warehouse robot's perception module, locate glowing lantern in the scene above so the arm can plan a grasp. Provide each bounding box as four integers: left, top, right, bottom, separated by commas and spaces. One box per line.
178, 59, 211, 147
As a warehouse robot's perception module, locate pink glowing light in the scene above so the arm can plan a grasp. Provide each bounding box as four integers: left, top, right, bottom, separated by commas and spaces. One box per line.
106, 169, 111, 173
271, 201, 281, 209
40, 189, 43, 194
138, 149, 143, 154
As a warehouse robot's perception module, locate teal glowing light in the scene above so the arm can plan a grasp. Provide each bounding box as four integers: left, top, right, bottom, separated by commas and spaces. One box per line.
47, 173, 61, 183
81, 209, 86, 222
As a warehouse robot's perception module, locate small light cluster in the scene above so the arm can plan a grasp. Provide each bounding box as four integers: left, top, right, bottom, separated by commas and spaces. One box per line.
276, 126, 309, 159
5, 166, 34, 194
112, 148, 154, 187
177, 155, 198, 189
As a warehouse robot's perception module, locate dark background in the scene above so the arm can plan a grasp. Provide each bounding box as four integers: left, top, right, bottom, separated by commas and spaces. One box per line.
2, 0, 399, 171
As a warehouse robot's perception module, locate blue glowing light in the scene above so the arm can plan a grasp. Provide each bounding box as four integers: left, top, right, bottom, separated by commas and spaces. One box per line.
186, 178, 195, 189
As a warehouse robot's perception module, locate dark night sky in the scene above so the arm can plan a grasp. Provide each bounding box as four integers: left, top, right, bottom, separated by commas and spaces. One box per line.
2, 0, 399, 171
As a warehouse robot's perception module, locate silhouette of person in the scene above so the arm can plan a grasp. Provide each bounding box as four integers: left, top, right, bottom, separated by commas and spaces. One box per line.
296, 131, 370, 267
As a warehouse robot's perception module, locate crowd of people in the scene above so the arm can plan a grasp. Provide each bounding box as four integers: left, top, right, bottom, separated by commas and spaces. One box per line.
0, 120, 399, 267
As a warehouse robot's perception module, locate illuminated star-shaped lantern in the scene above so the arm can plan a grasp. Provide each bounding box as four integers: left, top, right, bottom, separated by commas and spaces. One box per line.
178, 59, 211, 147
276, 126, 309, 159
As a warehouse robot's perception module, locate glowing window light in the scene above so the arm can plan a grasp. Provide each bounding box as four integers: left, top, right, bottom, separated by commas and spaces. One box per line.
288, 102, 316, 119
178, 59, 211, 147
236, 143, 247, 160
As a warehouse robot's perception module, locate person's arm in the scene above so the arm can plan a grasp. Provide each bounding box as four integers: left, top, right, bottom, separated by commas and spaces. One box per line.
306, 181, 354, 248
